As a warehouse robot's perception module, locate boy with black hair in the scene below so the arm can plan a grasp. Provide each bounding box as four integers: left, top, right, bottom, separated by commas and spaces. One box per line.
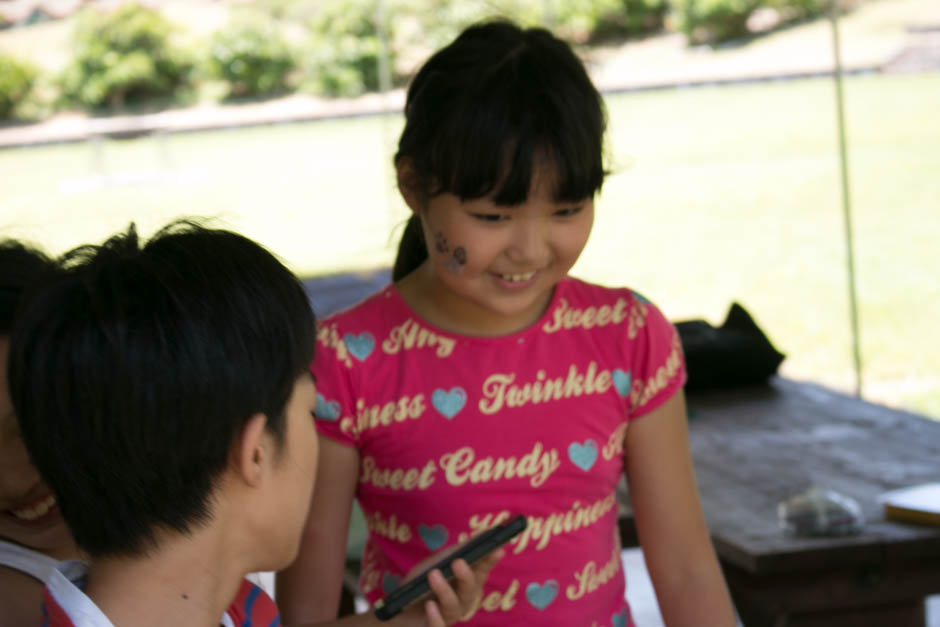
7, 222, 498, 627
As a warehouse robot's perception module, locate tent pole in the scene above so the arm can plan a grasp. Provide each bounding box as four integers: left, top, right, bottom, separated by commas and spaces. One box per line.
828, 0, 863, 398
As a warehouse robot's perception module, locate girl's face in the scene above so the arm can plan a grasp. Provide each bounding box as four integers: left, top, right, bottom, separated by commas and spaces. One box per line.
0, 337, 74, 557
410, 166, 594, 336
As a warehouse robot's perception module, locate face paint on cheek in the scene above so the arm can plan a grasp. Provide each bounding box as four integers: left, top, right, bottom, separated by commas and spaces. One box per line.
445, 246, 467, 274
434, 231, 449, 254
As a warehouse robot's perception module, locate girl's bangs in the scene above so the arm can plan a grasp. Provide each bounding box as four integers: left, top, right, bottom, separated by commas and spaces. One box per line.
436, 74, 605, 206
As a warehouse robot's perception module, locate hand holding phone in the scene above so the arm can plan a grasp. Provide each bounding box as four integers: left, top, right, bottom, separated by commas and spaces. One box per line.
373, 514, 527, 621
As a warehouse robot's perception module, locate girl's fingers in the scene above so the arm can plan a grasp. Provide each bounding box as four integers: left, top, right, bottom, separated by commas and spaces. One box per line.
423, 598, 445, 627
412, 549, 507, 625
473, 547, 505, 577
450, 558, 478, 611
426, 568, 462, 623
451, 549, 505, 621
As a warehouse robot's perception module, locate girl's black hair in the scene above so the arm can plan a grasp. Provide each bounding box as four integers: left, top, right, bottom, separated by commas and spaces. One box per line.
0, 240, 53, 333
392, 19, 608, 281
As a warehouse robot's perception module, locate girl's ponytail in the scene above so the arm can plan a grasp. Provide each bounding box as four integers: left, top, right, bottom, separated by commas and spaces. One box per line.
392, 215, 427, 281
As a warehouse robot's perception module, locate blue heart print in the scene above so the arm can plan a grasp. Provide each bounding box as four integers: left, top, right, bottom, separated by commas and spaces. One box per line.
314, 392, 341, 421
418, 524, 449, 551
568, 439, 598, 471
632, 290, 651, 305
613, 369, 632, 398
382, 573, 402, 594
343, 331, 375, 361
431, 387, 467, 419
612, 609, 629, 627
525, 580, 559, 610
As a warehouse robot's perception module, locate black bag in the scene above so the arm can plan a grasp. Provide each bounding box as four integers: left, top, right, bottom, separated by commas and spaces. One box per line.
676, 302, 785, 392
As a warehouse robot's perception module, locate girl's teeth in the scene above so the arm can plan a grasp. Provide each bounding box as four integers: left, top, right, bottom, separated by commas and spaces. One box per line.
11, 494, 56, 521
501, 272, 535, 282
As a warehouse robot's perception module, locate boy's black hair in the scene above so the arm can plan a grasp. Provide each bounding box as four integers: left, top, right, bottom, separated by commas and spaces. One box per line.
393, 19, 607, 280
7, 221, 315, 558
0, 240, 53, 333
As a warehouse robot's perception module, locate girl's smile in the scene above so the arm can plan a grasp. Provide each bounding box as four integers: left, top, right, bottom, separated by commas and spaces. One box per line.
5, 492, 58, 525
491, 270, 539, 289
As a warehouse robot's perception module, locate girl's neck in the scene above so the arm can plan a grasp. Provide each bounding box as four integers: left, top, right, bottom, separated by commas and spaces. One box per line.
396, 262, 559, 337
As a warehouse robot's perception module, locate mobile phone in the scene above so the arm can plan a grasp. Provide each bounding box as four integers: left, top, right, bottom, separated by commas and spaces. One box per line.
373, 514, 527, 621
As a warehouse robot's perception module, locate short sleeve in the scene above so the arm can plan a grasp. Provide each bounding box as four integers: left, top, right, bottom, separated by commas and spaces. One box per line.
625, 291, 687, 419
311, 318, 361, 447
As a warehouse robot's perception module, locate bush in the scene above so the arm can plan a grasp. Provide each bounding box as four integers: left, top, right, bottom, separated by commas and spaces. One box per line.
589, 0, 670, 41
677, 0, 829, 45
676, 0, 760, 45
767, 0, 827, 23
302, 0, 397, 98
0, 53, 38, 120
208, 21, 295, 98
413, 0, 664, 52
58, 4, 194, 110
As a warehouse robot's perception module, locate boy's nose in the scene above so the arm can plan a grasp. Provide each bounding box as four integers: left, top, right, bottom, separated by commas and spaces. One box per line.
506, 219, 550, 266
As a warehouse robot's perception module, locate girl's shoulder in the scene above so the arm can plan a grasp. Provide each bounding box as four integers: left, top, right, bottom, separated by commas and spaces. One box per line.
552, 277, 674, 341
318, 283, 405, 330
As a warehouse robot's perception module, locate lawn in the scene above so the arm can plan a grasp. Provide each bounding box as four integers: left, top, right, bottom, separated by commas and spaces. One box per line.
1, 72, 938, 418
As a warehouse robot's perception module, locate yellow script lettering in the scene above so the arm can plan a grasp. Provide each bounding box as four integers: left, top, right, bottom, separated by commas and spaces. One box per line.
439, 443, 560, 488
602, 422, 628, 461
361, 457, 437, 491
543, 298, 629, 334
513, 494, 616, 553
365, 510, 413, 543
478, 579, 519, 614
382, 318, 456, 358
317, 323, 352, 368
346, 394, 427, 436
565, 543, 622, 601
479, 363, 612, 415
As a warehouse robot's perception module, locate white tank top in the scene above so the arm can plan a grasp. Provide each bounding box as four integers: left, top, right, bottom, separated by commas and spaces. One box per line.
0, 539, 84, 583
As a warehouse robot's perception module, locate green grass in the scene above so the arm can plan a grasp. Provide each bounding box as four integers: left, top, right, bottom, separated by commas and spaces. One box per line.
1, 72, 938, 418
590, 73, 940, 417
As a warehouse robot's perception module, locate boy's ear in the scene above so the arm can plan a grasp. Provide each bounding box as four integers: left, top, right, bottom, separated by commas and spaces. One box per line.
396, 158, 424, 214
235, 413, 269, 487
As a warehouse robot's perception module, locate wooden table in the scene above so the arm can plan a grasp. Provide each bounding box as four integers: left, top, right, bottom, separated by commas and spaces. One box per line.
619, 377, 940, 627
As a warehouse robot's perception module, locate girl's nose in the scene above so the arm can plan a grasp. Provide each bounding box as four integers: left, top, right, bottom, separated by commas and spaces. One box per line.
506, 219, 550, 266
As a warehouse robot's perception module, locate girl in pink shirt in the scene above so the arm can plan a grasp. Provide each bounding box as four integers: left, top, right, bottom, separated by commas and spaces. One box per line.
278, 19, 737, 627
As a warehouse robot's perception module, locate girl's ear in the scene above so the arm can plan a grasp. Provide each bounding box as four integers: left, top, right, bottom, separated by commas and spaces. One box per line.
396, 158, 424, 214
235, 413, 268, 487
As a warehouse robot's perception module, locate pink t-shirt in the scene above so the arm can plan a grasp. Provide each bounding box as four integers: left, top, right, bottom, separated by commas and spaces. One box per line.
312, 277, 685, 627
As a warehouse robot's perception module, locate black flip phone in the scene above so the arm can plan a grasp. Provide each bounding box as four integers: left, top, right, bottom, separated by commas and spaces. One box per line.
373, 514, 527, 621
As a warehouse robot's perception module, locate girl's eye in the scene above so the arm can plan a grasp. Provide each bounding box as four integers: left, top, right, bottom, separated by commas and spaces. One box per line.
471, 213, 508, 223
555, 206, 583, 218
